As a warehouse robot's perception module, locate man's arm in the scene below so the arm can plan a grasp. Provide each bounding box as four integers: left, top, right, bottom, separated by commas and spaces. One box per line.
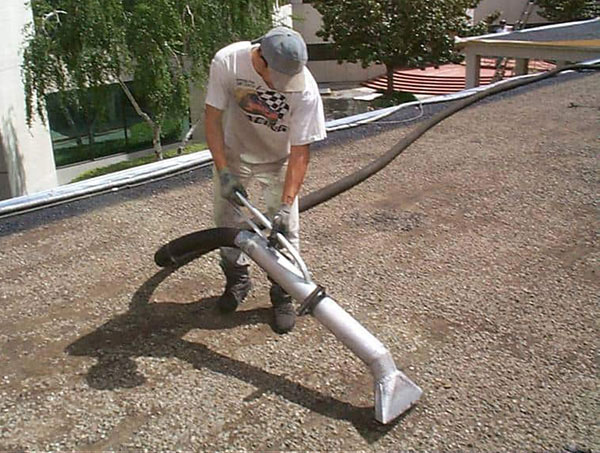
205, 103, 247, 204
204, 104, 227, 171
282, 144, 310, 205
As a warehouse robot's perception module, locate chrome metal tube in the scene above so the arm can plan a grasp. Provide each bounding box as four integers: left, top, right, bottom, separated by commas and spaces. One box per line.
311, 297, 389, 367
311, 297, 422, 423
234, 230, 422, 424
234, 230, 315, 301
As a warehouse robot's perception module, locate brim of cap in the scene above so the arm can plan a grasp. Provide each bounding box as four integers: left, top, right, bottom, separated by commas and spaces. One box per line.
270, 68, 305, 92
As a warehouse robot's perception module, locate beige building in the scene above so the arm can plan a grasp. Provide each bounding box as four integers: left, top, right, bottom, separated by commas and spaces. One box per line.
469, 0, 545, 25
0, 0, 57, 200
290, 0, 548, 84
289, 0, 385, 83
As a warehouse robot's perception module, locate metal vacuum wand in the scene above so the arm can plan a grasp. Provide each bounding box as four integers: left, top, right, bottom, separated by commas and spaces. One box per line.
232, 193, 422, 424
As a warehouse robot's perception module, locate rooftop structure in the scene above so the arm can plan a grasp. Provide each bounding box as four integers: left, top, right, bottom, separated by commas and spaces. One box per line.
459, 17, 600, 87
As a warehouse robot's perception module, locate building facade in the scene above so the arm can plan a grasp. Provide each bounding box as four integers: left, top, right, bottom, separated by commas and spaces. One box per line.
289, 0, 385, 83
290, 0, 548, 84
0, 0, 57, 201
470, 0, 545, 25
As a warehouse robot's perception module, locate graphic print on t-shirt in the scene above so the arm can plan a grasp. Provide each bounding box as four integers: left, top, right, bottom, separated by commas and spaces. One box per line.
234, 81, 290, 133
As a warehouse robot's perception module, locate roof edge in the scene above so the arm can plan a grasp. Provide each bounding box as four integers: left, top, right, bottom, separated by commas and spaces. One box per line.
457, 17, 600, 44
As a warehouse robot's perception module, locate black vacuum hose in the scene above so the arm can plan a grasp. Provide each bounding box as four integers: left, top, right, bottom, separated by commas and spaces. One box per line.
156, 64, 598, 266
299, 63, 599, 212
154, 227, 241, 267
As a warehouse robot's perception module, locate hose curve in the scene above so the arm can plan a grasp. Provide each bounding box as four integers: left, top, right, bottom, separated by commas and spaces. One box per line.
299, 63, 599, 213
154, 227, 241, 267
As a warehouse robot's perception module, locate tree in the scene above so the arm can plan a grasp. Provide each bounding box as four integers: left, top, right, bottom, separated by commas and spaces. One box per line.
534, 0, 600, 22
22, 0, 276, 159
311, 0, 484, 94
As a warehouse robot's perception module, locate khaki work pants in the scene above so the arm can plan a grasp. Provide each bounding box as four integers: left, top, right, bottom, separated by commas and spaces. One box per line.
212, 160, 300, 267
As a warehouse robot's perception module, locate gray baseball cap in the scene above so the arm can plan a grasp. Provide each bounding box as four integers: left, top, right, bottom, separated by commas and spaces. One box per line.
253, 27, 308, 92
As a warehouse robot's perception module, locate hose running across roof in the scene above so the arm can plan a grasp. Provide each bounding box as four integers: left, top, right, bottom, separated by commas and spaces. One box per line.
0, 62, 598, 219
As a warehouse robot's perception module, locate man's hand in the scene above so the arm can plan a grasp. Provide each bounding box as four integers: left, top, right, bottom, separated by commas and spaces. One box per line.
271, 203, 292, 237
219, 168, 247, 205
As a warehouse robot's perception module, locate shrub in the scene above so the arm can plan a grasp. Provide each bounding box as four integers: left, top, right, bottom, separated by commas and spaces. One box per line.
372, 91, 418, 108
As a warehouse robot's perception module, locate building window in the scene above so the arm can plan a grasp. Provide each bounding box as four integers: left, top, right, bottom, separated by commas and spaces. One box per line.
46, 82, 186, 167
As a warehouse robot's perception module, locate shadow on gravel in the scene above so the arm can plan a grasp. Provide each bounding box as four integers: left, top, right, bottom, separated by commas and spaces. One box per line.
66, 265, 398, 443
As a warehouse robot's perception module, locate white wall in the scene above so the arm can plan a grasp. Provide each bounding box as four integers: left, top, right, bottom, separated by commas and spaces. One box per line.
0, 0, 56, 200
292, 3, 324, 45
273, 2, 293, 28
307, 61, 385, 84
292, 3, 386, 83
473, 0, 546, 25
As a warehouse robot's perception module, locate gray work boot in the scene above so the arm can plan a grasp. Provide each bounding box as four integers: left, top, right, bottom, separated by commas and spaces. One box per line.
270, 283, 296, 334
217, 263, 251, 313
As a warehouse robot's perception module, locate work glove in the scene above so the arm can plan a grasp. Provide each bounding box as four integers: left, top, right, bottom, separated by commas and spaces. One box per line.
271, 203, 292, 238
218, 167, 247, 206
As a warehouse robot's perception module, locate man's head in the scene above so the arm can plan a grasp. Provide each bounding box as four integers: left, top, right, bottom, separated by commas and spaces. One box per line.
253, 27, 308, 92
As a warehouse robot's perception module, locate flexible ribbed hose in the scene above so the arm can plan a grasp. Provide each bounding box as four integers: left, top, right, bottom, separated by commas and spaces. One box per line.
299, 64, 599, 212
157, 65, 598, 264
154, 227, 240, 267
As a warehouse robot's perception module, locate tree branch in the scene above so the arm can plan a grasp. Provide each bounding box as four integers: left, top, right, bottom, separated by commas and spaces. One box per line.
164, 42, 185, 74
42, 10, 67, 34
116, 77, 155, 128
184, 4, 195, 27
117, 76, 163, 159
178, 117, 202, 153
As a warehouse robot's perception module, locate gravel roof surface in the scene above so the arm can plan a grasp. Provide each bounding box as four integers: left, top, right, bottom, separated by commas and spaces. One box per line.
0, 71, 598, 452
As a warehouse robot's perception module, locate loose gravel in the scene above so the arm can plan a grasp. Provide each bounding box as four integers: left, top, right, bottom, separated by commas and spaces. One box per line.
0, 71, 598, 452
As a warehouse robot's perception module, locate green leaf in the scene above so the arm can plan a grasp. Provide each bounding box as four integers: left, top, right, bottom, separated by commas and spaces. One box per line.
22, 0, 277, 154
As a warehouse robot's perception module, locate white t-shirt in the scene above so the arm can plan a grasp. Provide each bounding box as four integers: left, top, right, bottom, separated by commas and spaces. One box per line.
205, 41, 326, 165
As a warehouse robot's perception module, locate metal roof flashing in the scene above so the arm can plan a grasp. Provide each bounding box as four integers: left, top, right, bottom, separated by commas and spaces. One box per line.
457, 17, 600, 46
